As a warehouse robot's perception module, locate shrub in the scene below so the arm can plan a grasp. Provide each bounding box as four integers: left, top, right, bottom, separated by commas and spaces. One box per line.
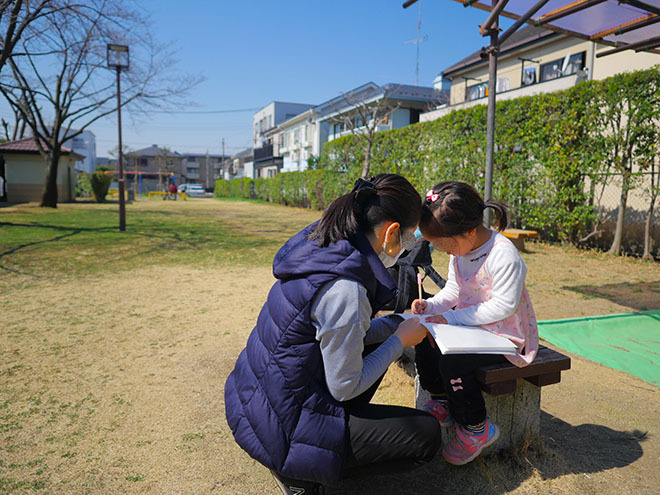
90, 172, 112, 203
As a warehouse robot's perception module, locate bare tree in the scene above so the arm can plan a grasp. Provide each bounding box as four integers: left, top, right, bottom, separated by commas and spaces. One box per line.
327, 84, 401, 178
0, 0, 200, 207
0, 0, 59, 74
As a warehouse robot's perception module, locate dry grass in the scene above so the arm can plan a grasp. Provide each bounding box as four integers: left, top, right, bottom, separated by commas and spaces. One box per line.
1, 199, 659, 494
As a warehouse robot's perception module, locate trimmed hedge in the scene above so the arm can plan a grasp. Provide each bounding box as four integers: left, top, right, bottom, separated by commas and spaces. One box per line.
216, 67, 660, 246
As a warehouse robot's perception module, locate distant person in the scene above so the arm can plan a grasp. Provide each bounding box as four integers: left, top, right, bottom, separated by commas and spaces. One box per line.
0, 174, 6, 202
411, 181, 539, 465
225, 174, 441, 494
168, 181, 177, 200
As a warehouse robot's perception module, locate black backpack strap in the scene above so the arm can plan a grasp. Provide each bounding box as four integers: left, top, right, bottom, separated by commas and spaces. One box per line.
394, 265, 414, 313
423, 265, 446, 289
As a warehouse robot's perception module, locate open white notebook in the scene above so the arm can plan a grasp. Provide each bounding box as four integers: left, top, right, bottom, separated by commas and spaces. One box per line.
394, 314, 518, 356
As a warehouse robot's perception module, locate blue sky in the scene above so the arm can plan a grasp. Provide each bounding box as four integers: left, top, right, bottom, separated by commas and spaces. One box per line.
9, 1, 514, 157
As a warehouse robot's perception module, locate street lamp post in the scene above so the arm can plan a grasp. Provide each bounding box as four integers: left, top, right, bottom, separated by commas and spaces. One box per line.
107, 44, 129, 231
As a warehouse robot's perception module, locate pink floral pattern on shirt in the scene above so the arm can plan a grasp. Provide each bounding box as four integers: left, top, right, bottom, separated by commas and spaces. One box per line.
453, 237, 538, 367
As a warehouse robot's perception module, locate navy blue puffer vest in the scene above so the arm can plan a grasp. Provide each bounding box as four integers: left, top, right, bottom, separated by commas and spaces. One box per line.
224, 223, 398, 486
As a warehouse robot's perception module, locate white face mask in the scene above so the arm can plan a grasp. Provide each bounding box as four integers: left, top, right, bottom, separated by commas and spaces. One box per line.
378, 229, 415, 268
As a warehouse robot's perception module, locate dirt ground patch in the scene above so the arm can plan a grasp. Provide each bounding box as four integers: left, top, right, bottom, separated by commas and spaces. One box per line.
1, 199, 659, 494
1, 263, 658, 494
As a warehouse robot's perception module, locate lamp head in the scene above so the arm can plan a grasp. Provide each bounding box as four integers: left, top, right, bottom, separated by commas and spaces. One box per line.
107, 44, 129, 70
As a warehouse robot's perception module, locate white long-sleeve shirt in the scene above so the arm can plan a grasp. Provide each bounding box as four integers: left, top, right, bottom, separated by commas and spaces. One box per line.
425, 231, 527, 326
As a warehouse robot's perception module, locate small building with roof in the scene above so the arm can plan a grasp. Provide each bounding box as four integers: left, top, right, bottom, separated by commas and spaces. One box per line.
0, 137, 82, 203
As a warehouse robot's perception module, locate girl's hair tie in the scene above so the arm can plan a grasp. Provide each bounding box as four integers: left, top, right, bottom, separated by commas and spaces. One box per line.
483, 202, 488, 209
426, 189, 440, 203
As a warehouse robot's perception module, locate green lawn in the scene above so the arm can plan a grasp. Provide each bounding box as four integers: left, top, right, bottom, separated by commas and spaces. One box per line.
0, 199, 320, 288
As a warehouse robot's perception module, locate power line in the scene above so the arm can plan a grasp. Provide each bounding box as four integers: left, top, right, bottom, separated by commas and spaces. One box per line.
147, 107, 259, 114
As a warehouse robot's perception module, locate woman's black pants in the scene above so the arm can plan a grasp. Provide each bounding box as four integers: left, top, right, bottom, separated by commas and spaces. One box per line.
341, 345, 443, 477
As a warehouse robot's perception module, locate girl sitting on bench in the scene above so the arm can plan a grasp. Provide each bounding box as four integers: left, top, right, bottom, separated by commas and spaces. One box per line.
411, 181, 539, 465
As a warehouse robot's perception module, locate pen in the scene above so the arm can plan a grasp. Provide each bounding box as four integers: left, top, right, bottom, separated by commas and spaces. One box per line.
417, 273, 423, 300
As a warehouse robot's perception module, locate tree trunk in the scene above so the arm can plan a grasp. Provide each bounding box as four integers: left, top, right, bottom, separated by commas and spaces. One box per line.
642, 194, 656, 260
40, 151, 60, 208
607, 172, 629, 255
361, 140, 372, 179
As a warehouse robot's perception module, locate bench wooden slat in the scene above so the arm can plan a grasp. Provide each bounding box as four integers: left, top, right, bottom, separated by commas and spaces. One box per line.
524, 371, 562, 387
481, 380, 517, 395
502, 229, 538, 239
475, 346, 571, 385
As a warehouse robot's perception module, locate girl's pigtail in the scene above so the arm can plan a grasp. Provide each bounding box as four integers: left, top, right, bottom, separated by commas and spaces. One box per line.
484, 199, 509, 232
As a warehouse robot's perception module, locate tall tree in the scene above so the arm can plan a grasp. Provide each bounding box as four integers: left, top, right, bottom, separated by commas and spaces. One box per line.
0, 0, 199, 207
596, 69, 660, 255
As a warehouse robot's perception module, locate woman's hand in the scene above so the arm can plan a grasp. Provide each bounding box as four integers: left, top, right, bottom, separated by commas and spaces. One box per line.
411, 299, 427, 314
425, 314, 448, 324
394, 317, 429, 347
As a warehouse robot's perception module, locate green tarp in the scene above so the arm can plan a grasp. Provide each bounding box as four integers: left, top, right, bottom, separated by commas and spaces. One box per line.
538, 311, 660, 387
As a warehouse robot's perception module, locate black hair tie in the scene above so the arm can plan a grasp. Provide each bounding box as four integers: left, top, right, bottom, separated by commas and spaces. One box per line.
351, 177, 378, 214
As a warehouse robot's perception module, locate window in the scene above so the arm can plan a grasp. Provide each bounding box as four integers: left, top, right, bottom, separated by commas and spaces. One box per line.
522, 67, 537, 86
466, 83, 488, 101
187, 167, 196, 175
540, 51, 585, 82
333, 122, 343, 136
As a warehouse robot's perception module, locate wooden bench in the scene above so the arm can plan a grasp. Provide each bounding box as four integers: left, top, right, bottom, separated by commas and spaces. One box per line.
400, 345, 571, 452
502, 228, 538, 251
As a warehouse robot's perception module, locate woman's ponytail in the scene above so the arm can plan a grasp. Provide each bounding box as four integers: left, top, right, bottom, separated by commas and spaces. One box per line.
308, 174, 421, 247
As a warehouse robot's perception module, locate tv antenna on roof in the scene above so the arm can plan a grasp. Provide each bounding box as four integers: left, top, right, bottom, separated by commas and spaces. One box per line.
404, 0, 428, 85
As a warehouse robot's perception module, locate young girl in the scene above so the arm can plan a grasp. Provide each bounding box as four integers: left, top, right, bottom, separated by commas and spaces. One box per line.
411, 181, 538, 466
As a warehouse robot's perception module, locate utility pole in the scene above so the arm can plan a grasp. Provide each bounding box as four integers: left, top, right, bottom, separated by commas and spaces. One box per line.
222, 138, 225, 179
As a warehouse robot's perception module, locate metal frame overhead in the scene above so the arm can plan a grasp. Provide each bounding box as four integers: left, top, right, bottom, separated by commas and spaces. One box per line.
403, 0, 660, 223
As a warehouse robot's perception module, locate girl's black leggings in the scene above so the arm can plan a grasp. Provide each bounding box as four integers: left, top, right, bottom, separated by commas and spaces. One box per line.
414, 337, 509, 426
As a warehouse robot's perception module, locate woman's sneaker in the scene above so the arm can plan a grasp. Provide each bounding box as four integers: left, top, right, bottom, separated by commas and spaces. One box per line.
422, 399, 454, 427
442, 420, 500, 465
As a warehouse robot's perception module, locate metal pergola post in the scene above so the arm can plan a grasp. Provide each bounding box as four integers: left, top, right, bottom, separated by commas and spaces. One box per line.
483, 1, 498, 227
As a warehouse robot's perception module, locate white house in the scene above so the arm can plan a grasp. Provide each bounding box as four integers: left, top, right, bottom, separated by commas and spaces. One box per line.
274, 109, 317, 173
252, 101, 314, 178
315, 82, 445, 149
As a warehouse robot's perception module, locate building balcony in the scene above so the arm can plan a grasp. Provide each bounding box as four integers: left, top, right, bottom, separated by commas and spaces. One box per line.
421, 73, 581, 123
254, 144, 281, 163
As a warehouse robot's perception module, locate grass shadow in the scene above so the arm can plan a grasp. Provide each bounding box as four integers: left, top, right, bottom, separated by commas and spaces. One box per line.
326, 411, 646, 494
561, 280, 660, 311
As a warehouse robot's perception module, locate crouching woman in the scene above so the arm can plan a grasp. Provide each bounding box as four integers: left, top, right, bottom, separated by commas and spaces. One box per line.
225, 174, 442, 493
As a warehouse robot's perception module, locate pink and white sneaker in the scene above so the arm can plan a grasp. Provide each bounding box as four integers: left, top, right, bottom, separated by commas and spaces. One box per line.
442, 420, 500, 465
422, 399, 454, 427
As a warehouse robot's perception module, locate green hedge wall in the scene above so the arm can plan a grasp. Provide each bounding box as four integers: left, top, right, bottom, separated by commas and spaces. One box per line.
216, 67, 660, 245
